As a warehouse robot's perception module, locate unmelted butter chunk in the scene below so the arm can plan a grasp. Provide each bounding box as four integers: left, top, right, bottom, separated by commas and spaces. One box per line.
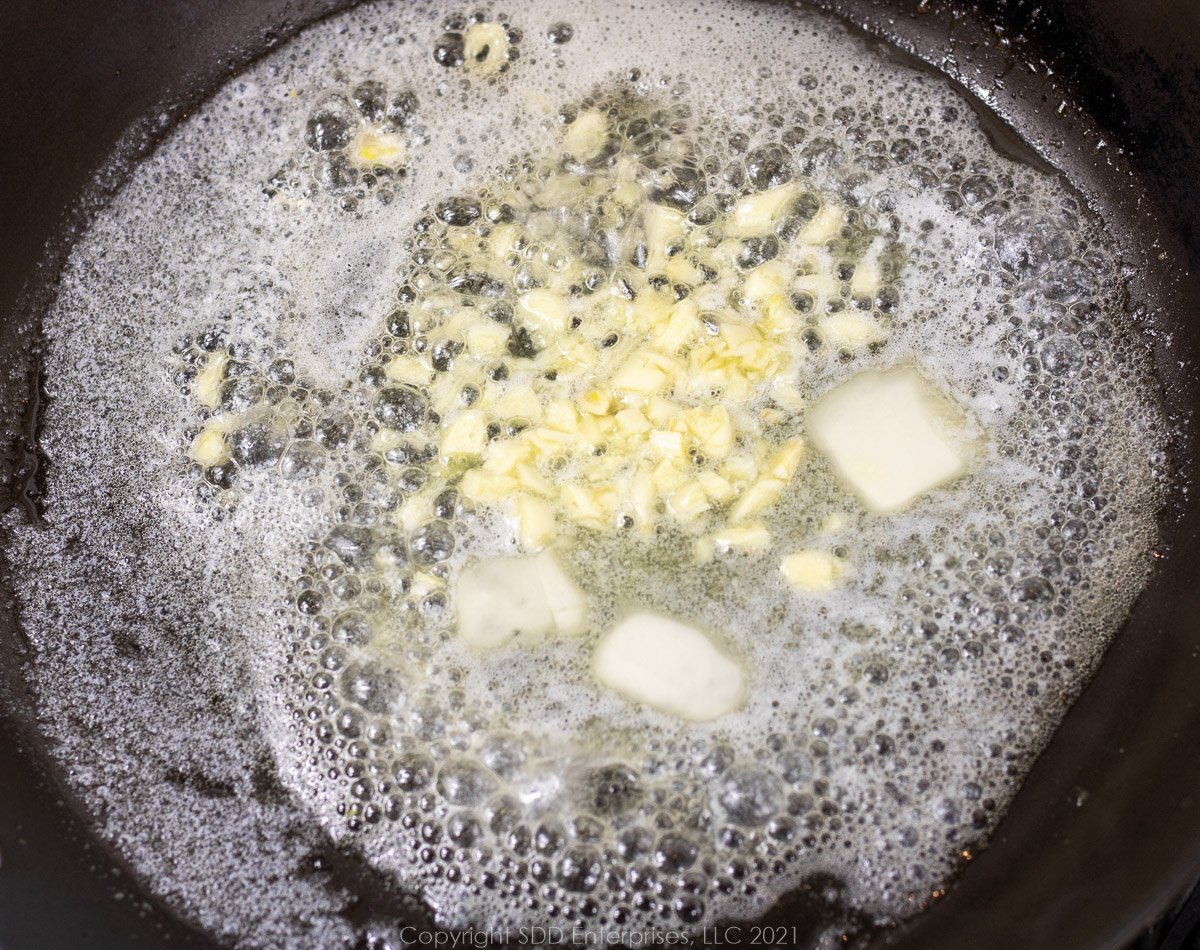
807, 366, 970, 513
456, 551, 588, 650
593, 613, 745, 722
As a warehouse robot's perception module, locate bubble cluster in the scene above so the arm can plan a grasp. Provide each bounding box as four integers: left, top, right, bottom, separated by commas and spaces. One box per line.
265, 77, 419, 212
5, 0, 1172, 946
434, 11, 522, 76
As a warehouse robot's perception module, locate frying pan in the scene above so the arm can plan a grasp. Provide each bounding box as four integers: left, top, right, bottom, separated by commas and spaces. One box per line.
1, 0, 1198, 947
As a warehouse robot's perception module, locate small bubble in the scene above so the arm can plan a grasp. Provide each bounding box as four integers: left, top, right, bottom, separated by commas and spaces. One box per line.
582, 764, 642, 815
394, 752, 435, 791
351, 80, 388, 123
436, 758, 497, 807
1009, 576, 1055, 604
547, 22, 574, 44
653, 834, 698, 874
374, 385, 427, 431
305, 94, 356, 151
433, 32, 466, 68
717, 766, 783, 827
410, 521, 455, 565
557, 846, 602, 893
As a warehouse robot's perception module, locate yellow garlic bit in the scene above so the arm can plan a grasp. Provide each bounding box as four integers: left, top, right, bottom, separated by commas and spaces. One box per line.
190, 426, 230, 466
780, 550, 846, 592
463, 21, 509, 75
350, 128, 406, 167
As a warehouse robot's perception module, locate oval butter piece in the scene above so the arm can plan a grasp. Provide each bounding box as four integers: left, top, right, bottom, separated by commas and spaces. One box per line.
593, 612, 745, 722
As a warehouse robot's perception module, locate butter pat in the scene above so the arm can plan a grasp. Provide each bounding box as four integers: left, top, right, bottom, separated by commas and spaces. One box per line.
593, 613, 745, 722
456, 552, 588, 650
807, 366, 969, 513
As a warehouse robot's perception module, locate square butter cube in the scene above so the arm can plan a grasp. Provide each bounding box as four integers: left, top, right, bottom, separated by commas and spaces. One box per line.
807, 366, 969, 513
456, 551, 587, 650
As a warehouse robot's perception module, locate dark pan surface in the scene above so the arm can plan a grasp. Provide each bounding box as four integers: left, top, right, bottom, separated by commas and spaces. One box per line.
1, 1, 1198, 948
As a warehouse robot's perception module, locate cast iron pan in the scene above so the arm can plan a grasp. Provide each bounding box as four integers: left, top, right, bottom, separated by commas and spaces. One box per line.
2, 1, 1199, 948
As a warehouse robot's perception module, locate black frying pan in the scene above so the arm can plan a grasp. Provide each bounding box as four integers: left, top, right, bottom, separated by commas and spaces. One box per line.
2, 1, 1199, 948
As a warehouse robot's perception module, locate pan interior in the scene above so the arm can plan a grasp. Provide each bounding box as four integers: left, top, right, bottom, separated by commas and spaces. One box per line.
3, 0, 1175, 944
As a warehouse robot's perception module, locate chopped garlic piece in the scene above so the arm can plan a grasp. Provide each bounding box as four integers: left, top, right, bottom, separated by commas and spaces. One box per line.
190, 426, 229, 466
483, 440, 530, 473
850, 237, 887, 297
792, 272, 841, 303
684, 405, 734, 458
767, 438, 806, 479
667, 482, 711, 522
580, 388, 612, 415
440, 409, 487, 457
492, 387, 540, 419
517, 494, 556, 551
728, 182, 800, 237
517, 289, 569, 338
193, 352, 227, 410
643, 205, 687, 269
466, 321, 509, 356
820, 312, 886, 350
695, 470, 735, 504
728, 476, 787, 524
694, 522, 772, 561
460, 469, 518, 501
742, 261, 791, 307
350, 128, 406, 167
384, 355, 433, 387
821, 512, 848, 533
462, 21, 509, 74
611, 349, 674, 395
772, 378, 805, 411
781, 550, 845, 592
648, 429, 685, 458
564, 111, 609, 160
799, 203, 845, 244
615, 407, 652, 436
631, 468, 656, 529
